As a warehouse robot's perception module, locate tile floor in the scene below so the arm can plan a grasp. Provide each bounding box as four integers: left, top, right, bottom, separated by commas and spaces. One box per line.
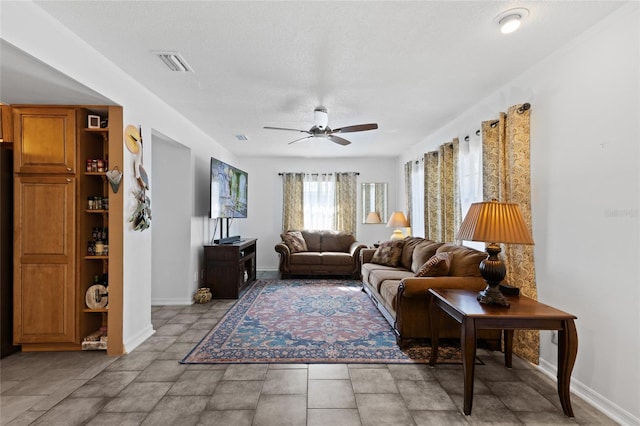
1, 272, 617, 425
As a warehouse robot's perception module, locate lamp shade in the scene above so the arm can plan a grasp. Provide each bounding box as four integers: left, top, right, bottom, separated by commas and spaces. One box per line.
386, 211, 410, 228
456, 201, 534, 245
365, 212, 382, 224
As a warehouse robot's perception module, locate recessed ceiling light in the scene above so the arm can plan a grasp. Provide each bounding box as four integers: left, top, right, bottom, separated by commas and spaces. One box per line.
495, 8, 529, 34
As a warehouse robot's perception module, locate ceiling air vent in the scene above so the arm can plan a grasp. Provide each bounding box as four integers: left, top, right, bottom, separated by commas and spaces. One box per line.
235, 134, 249, 141
154, 51, 193, 72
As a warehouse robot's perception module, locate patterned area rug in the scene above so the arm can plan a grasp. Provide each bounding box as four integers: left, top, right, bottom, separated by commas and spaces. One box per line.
181, 279, 464, 364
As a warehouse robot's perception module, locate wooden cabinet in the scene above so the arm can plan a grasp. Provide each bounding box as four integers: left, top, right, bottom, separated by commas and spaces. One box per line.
13, 176, 76, 344
12, 105, 124, 354
204, 239, 257, 299
13, 107, 76, 174
0, 104, 13, 143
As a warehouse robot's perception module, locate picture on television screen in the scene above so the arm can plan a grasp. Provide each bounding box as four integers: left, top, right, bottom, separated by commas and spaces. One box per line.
210, 158, 248, 218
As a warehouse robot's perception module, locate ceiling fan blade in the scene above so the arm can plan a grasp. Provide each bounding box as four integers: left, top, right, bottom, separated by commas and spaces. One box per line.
332, 123, 378, 133
328, 135, 351, 146
264, 126, 311, 134
288, 136, 313, 145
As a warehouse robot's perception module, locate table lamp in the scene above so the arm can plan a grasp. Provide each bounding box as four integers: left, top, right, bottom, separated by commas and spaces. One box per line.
387, 211, 410, 240
455, 200, 534, 307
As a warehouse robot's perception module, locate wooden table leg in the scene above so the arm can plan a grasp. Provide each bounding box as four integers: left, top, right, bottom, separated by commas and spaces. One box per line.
503, 329, 513, 368
461, 317, 476, 415
557, 319, 578, 417
429, 297, 440, 366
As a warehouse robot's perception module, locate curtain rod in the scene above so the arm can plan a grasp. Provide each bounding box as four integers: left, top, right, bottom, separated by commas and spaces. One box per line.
278, 172, 359, 176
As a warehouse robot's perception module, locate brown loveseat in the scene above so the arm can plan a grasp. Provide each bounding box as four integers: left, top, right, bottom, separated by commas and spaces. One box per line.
275, 230, 368, 279
361, 237, 501, 347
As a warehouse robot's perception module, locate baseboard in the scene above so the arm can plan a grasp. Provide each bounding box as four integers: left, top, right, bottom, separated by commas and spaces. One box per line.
151, 297, 193, 306
123, 324, 155, 353
538, 358, 639, 425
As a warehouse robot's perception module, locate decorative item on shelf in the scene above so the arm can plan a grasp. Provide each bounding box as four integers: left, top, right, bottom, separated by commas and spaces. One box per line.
106, 166, 122, 193
88, 115, 101, 129
386, 211, 410, 240
455, 199, 534, 307
194, 287, 212, 304
85, 284, 108, 309
365, 212, 382, 224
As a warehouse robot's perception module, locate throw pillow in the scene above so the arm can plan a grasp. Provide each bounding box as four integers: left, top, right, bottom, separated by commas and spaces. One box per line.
281, 231, 308, 253
415, 252, 452, 277
371, 240, 405, 267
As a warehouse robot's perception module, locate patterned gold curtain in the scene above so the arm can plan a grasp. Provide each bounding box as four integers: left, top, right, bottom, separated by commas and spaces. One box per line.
404, 161, 412, 225
482, 104, 538, 364
335, 172, 358, 233
424, 139, 461, 242
281, 173, 304, 231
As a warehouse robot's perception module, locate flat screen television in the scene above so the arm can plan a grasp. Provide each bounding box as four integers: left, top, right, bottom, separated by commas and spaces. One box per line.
210, 157, 248, 218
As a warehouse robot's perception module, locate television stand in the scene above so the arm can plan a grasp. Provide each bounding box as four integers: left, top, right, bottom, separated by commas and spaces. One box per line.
204, 238, 257, 299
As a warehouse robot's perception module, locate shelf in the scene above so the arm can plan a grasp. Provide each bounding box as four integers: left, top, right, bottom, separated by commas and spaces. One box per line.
84, 128, 109, 133
83, 308, 108, 313
84, 256, 108, 260
85, 172, 106, 177
85, 209, 108, 214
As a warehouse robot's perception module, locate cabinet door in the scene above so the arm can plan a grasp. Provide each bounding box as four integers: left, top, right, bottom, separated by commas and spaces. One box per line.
14, 176, 76, 343
13, 107, 76, 174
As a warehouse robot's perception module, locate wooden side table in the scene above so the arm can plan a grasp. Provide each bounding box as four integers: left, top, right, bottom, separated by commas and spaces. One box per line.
428, 288, 578, 417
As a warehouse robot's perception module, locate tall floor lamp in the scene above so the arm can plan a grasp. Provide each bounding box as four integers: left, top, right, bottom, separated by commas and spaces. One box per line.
456, 200, 534, 307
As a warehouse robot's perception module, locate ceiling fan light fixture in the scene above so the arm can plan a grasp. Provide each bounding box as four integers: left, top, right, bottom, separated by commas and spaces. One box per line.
495, 8, 529, 34
314, 106, 328, 129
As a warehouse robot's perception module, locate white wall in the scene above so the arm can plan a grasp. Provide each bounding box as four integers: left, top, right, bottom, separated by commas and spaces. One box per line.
399, 4, 639, 424
1, 1, 238, 352
237, 156, 398, 270
151, 132, 192, 305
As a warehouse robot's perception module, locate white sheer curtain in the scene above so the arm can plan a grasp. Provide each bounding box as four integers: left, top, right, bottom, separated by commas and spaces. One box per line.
458, 133, 483, 249
303, 173, 336, 230
410, 159, 425, 237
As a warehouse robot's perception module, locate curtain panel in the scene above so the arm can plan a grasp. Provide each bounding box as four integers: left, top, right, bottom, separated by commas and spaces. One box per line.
424, 139, 461, 242
404, 161, 413, 226
281, 173, 304, 231
335, 172, 358, 233
482, 104, 538, 364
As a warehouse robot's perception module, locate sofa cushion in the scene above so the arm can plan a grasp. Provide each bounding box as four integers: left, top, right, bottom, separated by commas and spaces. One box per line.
399, 237, 427, 270
436, 243, 486, 277
321, 252, 353, 265
289, 252, 322, 265
301, 230, 322, 251
379, 281, 401, 313
371, 240, 405, 267
411, 241, 444, 273
415, 252, 452, 277
281, 231, 308, 253
321, 231, 355, 252
368, 268, 414, 293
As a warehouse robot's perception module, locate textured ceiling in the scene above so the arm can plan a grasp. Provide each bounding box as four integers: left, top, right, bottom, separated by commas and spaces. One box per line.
2, 1, 626, 158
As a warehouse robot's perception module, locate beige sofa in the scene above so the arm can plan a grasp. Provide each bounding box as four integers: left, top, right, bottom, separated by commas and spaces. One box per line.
361, 237, 501, 347
275, 230, 368, 279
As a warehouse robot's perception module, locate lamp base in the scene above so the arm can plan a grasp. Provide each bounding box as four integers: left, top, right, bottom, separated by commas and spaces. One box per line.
389, 229, 405, 240
477, 284, 510, 307
477, 243, 510, 307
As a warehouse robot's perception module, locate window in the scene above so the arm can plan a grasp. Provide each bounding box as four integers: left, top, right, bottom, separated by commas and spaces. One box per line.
281, 172, 358, 233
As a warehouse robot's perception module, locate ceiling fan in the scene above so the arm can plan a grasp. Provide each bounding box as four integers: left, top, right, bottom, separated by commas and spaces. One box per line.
264, 106, 378, 145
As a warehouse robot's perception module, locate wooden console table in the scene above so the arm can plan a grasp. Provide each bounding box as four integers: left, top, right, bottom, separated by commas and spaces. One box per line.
428, 288, 578, 417
204, 238, 257, 299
